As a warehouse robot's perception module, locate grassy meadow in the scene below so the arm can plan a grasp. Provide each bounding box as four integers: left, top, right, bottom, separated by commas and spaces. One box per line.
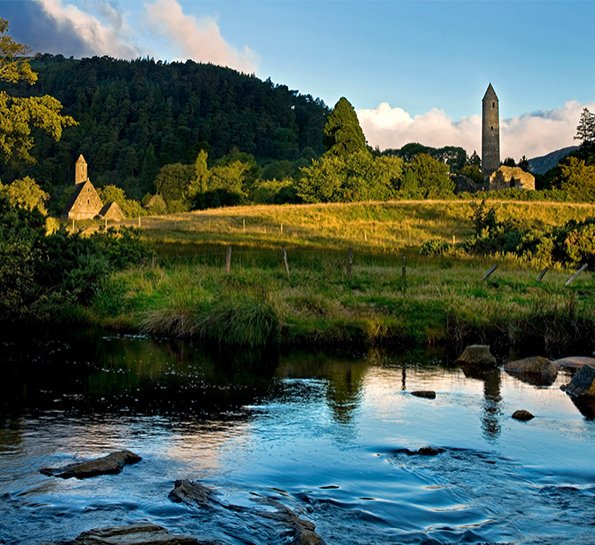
90, 199, 595, 354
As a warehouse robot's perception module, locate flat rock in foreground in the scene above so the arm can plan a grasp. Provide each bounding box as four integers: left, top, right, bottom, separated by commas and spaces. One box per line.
52, 523, 207, 544
553, 356, 595, 369
504, 356, 560, 386
40, 450, 141, 479
455, 345, 497, 367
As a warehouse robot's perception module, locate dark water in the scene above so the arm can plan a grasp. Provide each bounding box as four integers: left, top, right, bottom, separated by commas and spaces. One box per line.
0, 333, 594, 544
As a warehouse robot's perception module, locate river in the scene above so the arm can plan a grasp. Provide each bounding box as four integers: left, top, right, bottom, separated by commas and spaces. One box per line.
0, 333, 593, 544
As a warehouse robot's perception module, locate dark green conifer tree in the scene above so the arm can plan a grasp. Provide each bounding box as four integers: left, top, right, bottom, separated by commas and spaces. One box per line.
323, 97, 368, 156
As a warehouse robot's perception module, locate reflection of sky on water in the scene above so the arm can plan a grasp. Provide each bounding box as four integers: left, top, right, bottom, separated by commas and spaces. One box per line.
1, 335, 594, 544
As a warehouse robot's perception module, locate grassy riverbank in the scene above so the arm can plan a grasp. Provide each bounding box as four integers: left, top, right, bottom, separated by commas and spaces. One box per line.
82, 199, 595, 355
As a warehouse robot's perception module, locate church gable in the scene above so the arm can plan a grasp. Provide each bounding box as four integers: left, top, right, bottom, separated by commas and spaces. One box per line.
99, 201, 125, 221
65, 181, 104, 220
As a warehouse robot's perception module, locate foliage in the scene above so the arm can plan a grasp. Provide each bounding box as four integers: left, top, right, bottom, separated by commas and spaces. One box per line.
551, 156, 595, 201
296, 151, 403, 202
465, 200, 595, 267
575, 107, 595, 146
0, 176, 48, 214
0, 196, 147, 321
155, 163, 194, 205
398, 153, 453, 198
0, 19, 76, 165
323, 97, 368, 156
99, 184, 144, 218
251, 179, 297, 204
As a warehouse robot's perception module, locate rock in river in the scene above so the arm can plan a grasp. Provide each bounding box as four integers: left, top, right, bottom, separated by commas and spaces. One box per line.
552, 356, 595, 369
40, 450, 141, 479
48, 523, 207, 544
169, 479, 217, 508
455, 345, 497, 367
565, 365, 595, 398
512, 410, 534, 421
504, 356, 560, 386
410, 390, 436, 399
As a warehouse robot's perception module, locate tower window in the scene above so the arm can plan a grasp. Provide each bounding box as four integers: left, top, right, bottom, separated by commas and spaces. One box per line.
492, 102, 495, 108
491, 126, 494, 130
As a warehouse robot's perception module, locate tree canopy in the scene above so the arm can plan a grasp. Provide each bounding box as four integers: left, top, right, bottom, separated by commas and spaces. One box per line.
0, 19, 76, 165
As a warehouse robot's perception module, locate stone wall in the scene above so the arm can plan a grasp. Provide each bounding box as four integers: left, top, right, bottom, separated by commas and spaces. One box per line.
489, 166, 535, 190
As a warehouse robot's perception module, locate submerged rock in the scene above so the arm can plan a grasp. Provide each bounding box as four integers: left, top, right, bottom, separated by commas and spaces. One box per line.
565, 365, 595, 398
40, 450, 141, 479
261, 500, 326, 545
512, 410, 534, 421
393, 446, 445, 456
53, 523, 204, 544
504, 356, 560, 386
410, 390, 436, 399
168, 480, 325, 545
553, 356, 595, 369
455, 345, 497, 367
169, 479, 218, 508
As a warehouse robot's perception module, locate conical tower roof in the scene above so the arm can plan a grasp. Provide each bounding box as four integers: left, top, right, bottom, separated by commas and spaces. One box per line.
483, 83, 498, 102
76, 154, 87, 164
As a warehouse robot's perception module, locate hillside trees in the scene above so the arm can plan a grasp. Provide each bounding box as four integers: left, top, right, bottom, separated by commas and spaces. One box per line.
0, 54, 328, 199
0, 19, 76, 165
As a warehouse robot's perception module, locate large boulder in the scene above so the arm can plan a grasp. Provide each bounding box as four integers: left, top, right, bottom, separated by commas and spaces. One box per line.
40, 450, 141, 479
553, 356, 595, 369
455, 345, 497, 367
504, 356, 560, 386
53, 523, 204, 544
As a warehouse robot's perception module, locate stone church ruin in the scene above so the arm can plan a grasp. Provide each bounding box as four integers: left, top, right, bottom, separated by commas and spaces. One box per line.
63, 155, 124, 221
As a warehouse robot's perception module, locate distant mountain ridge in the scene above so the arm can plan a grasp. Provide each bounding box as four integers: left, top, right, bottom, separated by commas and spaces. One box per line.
528, 146, 578, 175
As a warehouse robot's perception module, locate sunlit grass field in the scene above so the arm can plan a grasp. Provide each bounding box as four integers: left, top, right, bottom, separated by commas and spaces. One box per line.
92, 199, 594, 353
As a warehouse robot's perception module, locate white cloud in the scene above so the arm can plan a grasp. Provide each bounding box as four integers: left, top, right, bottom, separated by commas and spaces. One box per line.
144, 0, 258, 73
36, 0, 140, 59
358, 101, 595, 159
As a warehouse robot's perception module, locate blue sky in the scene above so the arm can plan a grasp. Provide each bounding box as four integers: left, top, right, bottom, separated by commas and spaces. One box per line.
2, 0, 594, 158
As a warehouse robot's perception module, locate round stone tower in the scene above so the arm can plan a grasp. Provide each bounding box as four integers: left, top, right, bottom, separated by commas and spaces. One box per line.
482, 84, 500, 179
75, 154, 88, 185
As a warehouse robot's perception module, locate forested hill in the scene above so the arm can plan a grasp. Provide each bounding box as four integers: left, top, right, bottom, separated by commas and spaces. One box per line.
3, 54, 329, 197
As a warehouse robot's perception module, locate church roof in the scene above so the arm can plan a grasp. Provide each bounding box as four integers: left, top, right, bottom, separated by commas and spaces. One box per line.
483, 83, 498, 101
63, 180, 103, 218
99, 201, 125, 221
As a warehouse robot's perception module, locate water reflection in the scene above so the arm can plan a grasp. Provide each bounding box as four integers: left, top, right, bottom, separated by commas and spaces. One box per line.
1, 333, 594, 545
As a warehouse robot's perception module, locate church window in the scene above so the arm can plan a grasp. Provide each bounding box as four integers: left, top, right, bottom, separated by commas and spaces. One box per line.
492, 102, 495, 108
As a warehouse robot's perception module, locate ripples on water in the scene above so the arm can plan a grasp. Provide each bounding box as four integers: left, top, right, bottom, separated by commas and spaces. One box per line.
0, 333, 594, 544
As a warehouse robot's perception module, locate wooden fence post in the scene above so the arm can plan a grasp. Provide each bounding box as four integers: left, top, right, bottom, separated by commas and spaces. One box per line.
282, 246, 290, 278
347, 247, 353, 278
536, 267, 549, 282
565, 263, 588, 286
401, 254, 407, 290
225, 245, 232, 275
482, 264, 498, 281
280, 223, 284, 235
243, 218, 246, 233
